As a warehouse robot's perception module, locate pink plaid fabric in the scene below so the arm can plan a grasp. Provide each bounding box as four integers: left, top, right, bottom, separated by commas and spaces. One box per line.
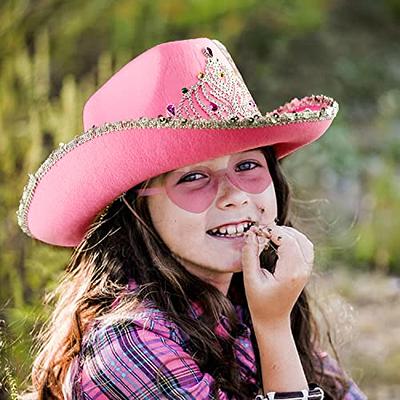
64, 281, 367, 399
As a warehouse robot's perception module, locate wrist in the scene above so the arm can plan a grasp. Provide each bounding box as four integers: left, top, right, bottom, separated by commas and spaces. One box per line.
252, 316, 291, 334
255, 318, 308, 394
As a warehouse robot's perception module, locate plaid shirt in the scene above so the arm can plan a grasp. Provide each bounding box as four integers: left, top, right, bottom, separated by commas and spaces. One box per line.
65, 282, 367, 400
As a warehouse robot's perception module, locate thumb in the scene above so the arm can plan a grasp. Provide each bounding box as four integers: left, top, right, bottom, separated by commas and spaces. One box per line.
241, 230, 262, 281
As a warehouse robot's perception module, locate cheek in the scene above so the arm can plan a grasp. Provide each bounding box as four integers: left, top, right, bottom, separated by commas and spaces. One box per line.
147, 196, 172, 237
147, 197, 203, 249
257, 185, 278, 218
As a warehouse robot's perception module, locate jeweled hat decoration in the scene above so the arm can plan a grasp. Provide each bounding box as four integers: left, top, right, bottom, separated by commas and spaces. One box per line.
17, 38, 338, 247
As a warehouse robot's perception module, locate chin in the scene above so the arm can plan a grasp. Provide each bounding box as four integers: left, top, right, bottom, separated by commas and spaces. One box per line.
214, 260, 242, 273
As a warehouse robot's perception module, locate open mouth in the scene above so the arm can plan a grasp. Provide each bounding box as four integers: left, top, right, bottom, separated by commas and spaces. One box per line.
206, 221, 256, 238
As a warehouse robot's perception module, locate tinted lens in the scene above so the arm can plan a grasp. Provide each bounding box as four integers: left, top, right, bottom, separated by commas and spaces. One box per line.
226, 155, 272, 194
165, 169, 217, 213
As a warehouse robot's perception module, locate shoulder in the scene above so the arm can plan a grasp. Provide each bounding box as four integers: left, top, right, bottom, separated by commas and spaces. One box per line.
84, 305, 190, 352
72, 306, 228, 399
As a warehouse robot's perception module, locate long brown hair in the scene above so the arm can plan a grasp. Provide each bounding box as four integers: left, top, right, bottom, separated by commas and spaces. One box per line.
26, 146, 350, 399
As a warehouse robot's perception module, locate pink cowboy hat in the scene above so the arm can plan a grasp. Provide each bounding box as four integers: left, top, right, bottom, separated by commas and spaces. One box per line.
17, 37, 338, 247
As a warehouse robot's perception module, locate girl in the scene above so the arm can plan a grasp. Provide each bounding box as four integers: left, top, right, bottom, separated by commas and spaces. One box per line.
18, 38, 367, 399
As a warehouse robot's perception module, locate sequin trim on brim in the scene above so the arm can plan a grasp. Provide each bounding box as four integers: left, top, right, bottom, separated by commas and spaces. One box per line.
16, 94, 338, 238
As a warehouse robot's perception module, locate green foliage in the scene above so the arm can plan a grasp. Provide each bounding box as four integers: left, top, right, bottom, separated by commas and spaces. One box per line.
0, 321, 19, 399
354, 159, 400, 272
0, 0, 399, 395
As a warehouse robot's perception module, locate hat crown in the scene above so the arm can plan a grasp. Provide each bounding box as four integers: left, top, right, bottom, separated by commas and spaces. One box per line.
83, 38, 260, 130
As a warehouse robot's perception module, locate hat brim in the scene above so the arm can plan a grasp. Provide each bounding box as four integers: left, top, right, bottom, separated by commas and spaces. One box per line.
18, 95, 338, 247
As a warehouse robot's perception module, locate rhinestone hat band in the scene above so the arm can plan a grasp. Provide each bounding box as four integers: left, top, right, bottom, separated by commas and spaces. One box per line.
16, 41, 339, 239
167, 42, 261, 120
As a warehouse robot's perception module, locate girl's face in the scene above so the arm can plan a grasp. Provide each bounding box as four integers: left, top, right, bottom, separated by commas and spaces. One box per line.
147, 149, 277, 293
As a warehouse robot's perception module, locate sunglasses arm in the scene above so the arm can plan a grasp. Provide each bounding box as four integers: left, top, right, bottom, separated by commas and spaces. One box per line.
136, 187, 164, 197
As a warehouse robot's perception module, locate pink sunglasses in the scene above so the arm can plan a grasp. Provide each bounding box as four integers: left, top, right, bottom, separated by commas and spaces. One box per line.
136, 155, 272, 213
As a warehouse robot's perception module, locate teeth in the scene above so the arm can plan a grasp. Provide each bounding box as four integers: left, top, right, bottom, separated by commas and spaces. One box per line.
210, 221, 255, 237
236, 224, 245, 233
227, 226, 236, 235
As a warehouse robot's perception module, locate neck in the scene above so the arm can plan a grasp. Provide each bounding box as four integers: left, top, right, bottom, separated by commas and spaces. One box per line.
173, 256, 233, 296
201, 273, 233, 295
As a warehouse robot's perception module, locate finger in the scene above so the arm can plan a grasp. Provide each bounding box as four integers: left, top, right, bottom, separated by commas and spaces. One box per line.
252, 226, 273, 252
256, 224, 285, 249
256, 222, 295, 242
252, 225, 283, 261
264, 229, 300, 279
256, 224, 305, 268
241, 229, 260, 280
250, 226, 279, 259
256, 234, 268, 257
271, 227, 314, 281
241, 229, 273, 281
280, 226, 314, 266
270, 224, 297, 241
282, 226, 312, 248
262, 224, 298, 248
258, 225, 314, 282
253, 223, 273, 240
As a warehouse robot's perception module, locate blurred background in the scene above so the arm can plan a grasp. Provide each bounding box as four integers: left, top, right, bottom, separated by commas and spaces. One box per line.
0, 0, 399, 398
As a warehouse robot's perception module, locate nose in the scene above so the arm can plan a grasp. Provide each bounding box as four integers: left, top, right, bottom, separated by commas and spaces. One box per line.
214, 171, 249, 209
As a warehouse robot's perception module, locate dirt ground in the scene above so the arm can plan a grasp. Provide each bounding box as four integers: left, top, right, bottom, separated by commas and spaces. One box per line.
308, 268, 400, 399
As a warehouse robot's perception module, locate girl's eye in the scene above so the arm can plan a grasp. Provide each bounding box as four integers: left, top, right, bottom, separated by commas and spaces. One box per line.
235, 161, 262, 171
178, 172, 208, 184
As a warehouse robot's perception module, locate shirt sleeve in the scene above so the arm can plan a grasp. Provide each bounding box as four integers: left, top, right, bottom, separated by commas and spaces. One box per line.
320, 352, 368, 400
78, 314, 232, 400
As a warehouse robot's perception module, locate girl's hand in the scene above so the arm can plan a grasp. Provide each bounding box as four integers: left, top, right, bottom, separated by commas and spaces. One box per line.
241, 223, 314, 328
